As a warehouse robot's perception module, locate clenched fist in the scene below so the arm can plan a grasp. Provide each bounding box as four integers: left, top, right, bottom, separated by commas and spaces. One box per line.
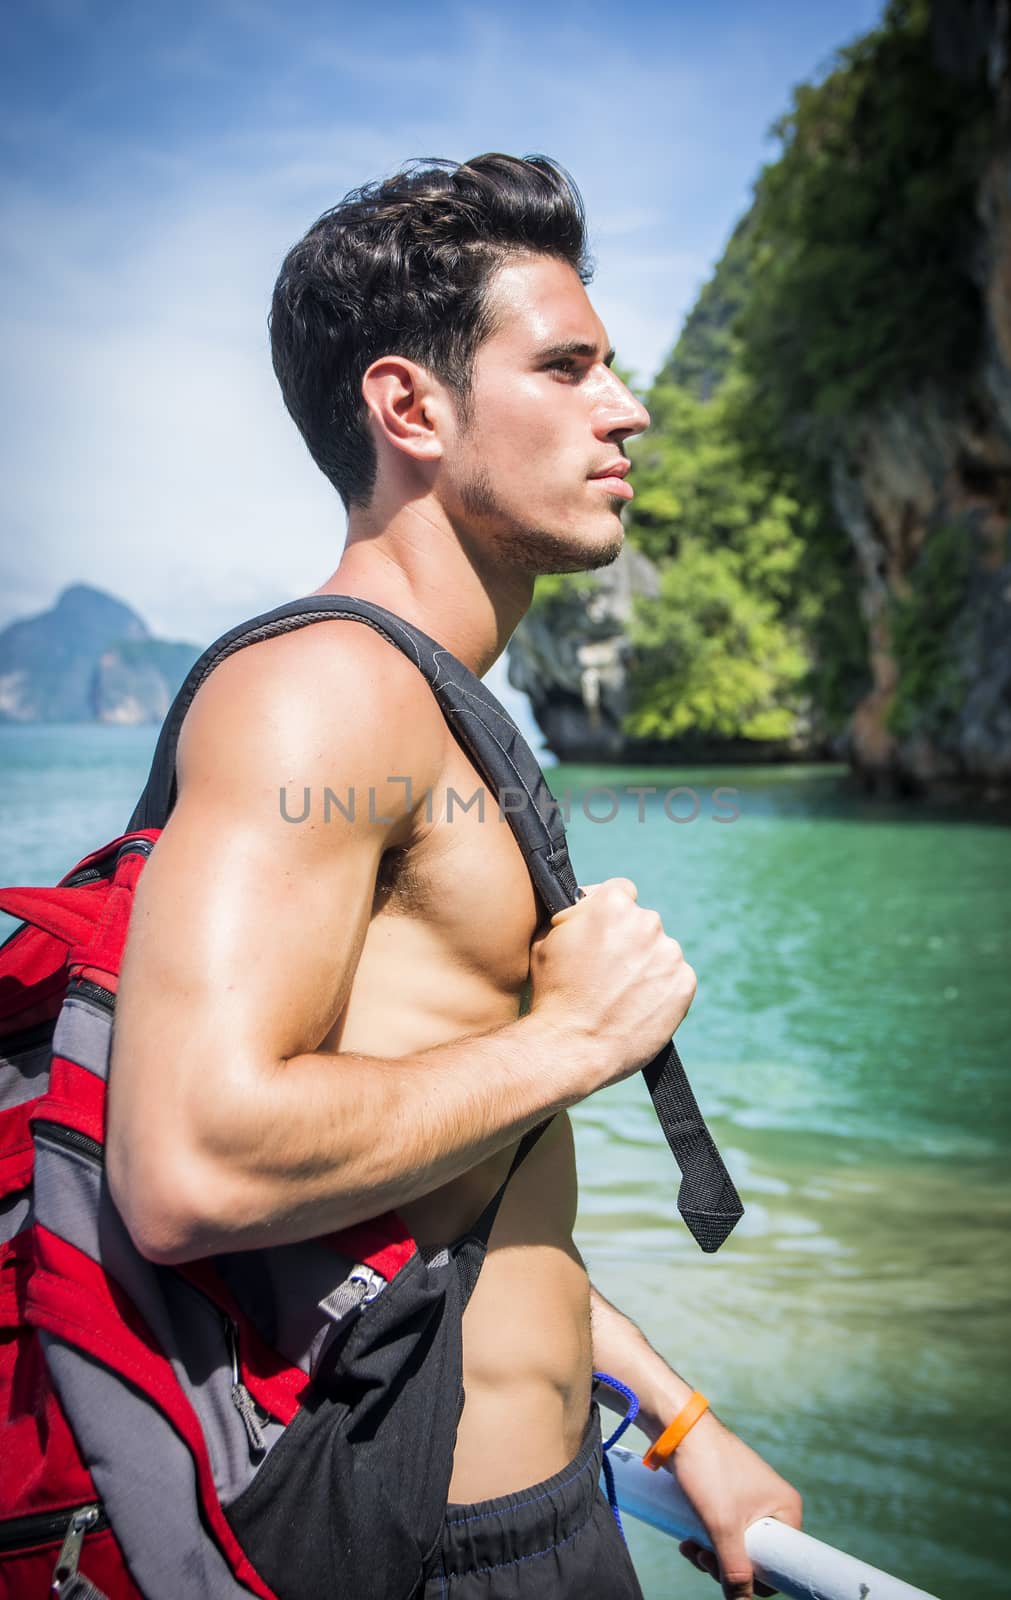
528, 878, 697, 1095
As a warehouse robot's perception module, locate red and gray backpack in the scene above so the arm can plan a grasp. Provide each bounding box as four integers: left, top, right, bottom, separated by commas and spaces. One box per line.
0, 596, 742, 1599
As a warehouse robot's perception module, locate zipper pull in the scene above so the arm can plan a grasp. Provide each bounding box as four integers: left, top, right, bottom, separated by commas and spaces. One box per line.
319, 1263, 386, 1324
224, 1316, 267, 1456
51, 1504, 100, 1593
349, 1265, 386, 1306
310, 1264, 388, 1383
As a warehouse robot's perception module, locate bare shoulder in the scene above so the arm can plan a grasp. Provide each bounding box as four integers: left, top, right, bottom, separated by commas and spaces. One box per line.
176, 616, 450, 829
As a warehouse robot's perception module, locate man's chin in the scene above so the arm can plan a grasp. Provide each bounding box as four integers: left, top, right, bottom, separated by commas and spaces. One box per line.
457, 469, 628, 576
544, 525, 625, 576
495, 518, 626, 577
577, 524, 626, 573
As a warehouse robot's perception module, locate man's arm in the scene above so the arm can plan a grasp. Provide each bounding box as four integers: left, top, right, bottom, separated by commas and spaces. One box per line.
107, 621, 698, 1264
590, 1285, 802, 1600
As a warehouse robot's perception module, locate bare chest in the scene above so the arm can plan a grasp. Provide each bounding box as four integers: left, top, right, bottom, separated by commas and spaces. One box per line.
334, 740, 542, 1057
379, 737, 541, 984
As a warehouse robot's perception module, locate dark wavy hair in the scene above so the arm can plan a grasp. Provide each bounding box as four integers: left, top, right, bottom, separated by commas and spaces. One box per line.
269, 153, 592, 508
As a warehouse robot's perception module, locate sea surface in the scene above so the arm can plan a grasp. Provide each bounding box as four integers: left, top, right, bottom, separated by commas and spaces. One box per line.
2, 728, 1009, 1600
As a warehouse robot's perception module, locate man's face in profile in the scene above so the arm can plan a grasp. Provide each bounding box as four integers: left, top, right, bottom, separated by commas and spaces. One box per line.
440, 255, 650, 577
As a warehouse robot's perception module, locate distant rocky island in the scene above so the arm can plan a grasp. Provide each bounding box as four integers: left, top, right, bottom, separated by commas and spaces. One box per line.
0, 585, 201, 725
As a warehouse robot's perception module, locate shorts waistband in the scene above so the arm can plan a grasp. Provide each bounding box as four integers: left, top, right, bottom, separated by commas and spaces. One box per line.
434, 1404, 603, 1580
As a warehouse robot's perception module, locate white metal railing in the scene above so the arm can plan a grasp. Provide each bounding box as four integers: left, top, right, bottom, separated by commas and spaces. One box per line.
607, 1445, 942, 1600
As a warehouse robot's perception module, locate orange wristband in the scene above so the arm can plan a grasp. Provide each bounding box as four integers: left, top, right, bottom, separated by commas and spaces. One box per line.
642, 1390, 710, 1471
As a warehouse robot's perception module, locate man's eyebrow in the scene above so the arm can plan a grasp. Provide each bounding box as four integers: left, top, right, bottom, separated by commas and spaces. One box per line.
537, 340, 616, 366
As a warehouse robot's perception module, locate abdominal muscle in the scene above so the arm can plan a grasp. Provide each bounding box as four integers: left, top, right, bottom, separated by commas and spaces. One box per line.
412, 1117, 595, 1503
332, 902, 594, 1503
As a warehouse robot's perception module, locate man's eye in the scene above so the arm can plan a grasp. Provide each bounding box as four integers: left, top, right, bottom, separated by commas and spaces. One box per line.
546, 359, 580, 378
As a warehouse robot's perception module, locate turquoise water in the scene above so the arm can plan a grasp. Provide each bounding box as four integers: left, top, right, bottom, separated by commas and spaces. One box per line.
2, 732, 1009, 1598
0, 724, 161, 892
558, 764, 1010, 1600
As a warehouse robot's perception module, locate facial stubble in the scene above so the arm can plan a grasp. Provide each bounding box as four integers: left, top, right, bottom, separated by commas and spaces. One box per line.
458, 468, 625, 576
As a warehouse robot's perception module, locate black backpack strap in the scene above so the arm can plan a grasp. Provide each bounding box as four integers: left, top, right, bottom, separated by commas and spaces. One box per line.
128, 595, 743, 1252
127, 596, 574, 892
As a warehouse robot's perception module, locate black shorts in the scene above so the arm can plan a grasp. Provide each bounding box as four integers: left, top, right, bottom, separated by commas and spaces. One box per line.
423, 1405, 644, 1598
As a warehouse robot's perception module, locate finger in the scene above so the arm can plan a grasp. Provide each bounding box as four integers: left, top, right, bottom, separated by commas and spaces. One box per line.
678, 1541, 717, 1579
609, 876, 638, 901
722, 1577, 753, 1599
713, 1530, 754, 1600
548, 883, 601, 925
580, 876, 638, 902
682, 1534, 776, 1596
554, 877, 638, 925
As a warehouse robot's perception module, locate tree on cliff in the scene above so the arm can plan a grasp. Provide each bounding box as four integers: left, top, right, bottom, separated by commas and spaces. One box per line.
623, 379, 814, 743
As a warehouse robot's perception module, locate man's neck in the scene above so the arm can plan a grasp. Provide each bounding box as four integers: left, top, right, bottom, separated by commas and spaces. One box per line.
311, 503, 534, 678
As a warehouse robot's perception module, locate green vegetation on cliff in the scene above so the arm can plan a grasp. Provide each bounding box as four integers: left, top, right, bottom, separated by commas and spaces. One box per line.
626, 540, 807, 742
657, 218, 752, 403
887, 519, 973, 740
620, 0, 994, 751
624, 377, 816, 742
738, 0, 988, 446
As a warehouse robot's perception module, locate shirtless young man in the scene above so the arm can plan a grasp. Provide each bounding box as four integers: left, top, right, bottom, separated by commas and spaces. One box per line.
108, 154, 801, 1599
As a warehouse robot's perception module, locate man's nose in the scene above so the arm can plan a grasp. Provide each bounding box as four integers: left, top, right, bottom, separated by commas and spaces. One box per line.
594, 374, 650, 442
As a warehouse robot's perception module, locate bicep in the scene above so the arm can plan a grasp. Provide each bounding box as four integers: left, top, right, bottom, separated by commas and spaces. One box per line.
116, 786, 380, 1078
107, 797, 384, 1230
108, 623, 443, 1165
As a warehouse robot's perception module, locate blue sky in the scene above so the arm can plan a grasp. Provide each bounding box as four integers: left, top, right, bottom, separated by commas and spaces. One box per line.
1, 0, 883, 649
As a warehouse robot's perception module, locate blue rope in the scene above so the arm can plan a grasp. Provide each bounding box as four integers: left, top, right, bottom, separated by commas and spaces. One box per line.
593, 1372, 640, 1543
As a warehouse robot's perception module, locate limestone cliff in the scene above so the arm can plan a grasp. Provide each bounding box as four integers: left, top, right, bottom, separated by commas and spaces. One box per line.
506, 548, 660, 760
835, 0, 1011, 792
91, 639, 202, 724
0, 585, 199, 724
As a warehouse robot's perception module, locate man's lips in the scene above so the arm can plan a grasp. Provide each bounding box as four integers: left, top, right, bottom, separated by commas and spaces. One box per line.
589, 461, 633, 500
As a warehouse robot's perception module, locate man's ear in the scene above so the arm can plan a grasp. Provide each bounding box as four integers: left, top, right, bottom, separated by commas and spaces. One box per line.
361, 356, 453, 466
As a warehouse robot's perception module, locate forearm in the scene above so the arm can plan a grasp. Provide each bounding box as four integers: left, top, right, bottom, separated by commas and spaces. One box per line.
111, 1010, 589, 1263
590, 1290, 805, 1588
589, 1284, 695, 1442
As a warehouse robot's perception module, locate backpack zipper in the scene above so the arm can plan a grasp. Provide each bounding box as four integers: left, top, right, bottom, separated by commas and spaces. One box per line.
50, 1502, 102, 1592
316, 1263, 386, 1328
0, 1502, 106, 1555
32, 1127, 388, 1323
62, 838, 153, 887
310, 1263, 388, 1386
345, 1264, 386, 1307
222, 1313, 270, 1456
33, 1120, 103, 1165
67, 978, 115, 1014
